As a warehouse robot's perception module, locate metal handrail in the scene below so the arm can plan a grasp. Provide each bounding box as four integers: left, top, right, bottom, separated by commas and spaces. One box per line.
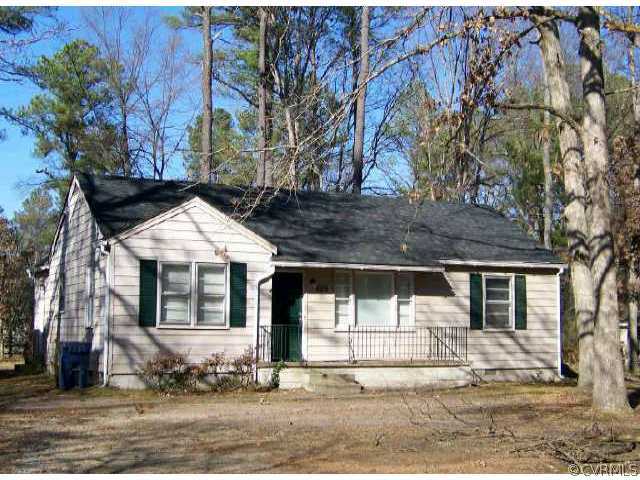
347, 326, 468, 364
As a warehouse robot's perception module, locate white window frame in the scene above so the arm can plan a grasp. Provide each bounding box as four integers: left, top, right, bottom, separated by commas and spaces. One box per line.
482, 273, 515, 331
156, 261, 230, 330
334, 270, 415, 330
195, 262, 230, 328
334, 270, 355, 328
396, 272, 415, 327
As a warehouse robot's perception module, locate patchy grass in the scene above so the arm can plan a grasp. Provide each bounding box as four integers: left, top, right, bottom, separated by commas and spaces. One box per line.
0, 373, 638, 473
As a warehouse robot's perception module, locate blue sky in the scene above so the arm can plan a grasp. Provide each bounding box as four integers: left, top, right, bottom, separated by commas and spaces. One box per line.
0, 6, 207, 217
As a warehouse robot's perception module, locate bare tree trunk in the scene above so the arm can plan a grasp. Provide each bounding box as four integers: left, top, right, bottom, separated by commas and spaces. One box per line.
542, 69, 553, 250
629, 29, 640, 125
121, 107, 131, 176
284, 105, 298, 188
627, 18, 639, 374
257, 8, 272, 188
534, 12, 595, 388
200, 6, 213, 184
352, 6, 369, 195
629, 261, 639, 373
578, 7, 630, 413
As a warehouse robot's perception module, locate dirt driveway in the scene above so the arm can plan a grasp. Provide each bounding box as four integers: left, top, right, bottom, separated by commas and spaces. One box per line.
1, 373, 639, 473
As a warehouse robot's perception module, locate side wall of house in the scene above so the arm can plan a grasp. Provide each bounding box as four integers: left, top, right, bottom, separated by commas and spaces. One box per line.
108, 201, 272, 386
40, 182, 105, 377
303, 268, 559, 378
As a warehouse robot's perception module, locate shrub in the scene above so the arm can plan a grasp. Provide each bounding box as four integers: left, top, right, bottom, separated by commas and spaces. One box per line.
138, 347, 258, 393
202, 347, 256, 391
138, 351, 204, 393
270, 360, 287, 388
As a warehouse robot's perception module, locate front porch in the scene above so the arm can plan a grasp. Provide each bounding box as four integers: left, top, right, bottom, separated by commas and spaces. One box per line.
256, 325, 472, 390
257, 325, 469, 366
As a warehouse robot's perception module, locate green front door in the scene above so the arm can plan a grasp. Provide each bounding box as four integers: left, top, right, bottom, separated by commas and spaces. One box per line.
271, 272, 303, 362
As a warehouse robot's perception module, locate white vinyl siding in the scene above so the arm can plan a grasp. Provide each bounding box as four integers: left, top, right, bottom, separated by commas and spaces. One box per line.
305, 269, 559, 372
84, 263, 95, 328
483, 275, 513, 330
40, 181, 106, 375
108, 200, 273, 376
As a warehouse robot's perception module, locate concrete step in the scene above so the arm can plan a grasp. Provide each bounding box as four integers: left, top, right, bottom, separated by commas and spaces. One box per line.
303, 370, 363, 395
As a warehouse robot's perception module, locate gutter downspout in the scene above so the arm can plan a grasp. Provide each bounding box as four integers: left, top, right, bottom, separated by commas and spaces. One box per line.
556, 266, 565, 379
254, 266, 275, 384
101, 241, 111, 387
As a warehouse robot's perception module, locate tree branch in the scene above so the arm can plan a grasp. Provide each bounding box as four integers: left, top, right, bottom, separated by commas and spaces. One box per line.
495, 102, 582, 134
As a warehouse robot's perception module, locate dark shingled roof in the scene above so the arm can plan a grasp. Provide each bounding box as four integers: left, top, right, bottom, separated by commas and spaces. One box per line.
76, 173, 562, 267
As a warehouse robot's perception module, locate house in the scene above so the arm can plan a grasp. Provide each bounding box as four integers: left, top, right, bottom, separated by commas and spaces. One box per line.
33, 173, 565, 390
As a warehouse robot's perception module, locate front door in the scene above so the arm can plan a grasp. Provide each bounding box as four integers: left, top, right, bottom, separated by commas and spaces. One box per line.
271, 272, 303, 362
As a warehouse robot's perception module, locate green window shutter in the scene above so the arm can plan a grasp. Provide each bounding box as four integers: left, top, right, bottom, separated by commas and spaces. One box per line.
229, 262, 247, 328
515, 274, 527, 330
470, 273, 483, 330
139, 260, 157, 327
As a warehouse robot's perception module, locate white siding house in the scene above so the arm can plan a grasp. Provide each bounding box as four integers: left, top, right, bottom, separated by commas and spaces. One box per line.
36, 174, 566, 389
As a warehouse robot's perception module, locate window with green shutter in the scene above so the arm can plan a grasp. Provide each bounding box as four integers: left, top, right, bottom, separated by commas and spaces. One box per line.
229, 262, 247, 328
139, 260, 157, 327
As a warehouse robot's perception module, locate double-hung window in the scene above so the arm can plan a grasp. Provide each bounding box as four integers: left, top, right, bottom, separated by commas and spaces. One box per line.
197, 264, 226, 326
483, 276, 513, 329
160, 264, 192, 325
335, 271, 414, 328
158, 262, 228, 328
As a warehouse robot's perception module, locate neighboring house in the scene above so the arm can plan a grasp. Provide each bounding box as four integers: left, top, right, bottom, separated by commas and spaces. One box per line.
33, 173, 566, 389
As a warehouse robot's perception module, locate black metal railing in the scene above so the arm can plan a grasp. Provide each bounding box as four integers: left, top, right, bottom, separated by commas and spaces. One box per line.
258, 324, 302, 363
347, 326, 467, 364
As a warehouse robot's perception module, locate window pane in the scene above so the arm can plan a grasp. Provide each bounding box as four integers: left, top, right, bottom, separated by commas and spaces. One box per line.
485, 302, 511, 329
485, 278, 510, 301
398, 300, 411, 326
336, 298, 350, 326
162, 265, 190, 294
356, 273, 392, 326
161, 294, 190, 324
198, 265, 226, 325
397, 274, 412, 300
199, 265, 225, 295
335, 272, 351, 299
198, 296, 225, 325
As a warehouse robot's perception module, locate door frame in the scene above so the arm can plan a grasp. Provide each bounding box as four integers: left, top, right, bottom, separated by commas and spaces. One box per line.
271, 269, 306, 362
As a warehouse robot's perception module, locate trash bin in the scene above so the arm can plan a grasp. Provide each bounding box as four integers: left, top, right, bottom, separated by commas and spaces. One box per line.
58, 342, 91, 390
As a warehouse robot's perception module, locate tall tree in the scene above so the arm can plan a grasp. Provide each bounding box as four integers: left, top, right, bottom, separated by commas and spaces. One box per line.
83, 7, 153, 176
256, 7, 273, 187
541, 69, 553, 250
532, 9, 596, 389
0, 7, 62, 82
200, 6, 213, 184
577, 7, 629, 412
12, 186, 57, 264
351, 6, 369, 194
3, 39, 118, 195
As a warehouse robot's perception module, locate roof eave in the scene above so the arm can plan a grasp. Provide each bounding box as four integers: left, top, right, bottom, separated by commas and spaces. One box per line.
272, 260, 445, 272
440, 259, 567, 270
